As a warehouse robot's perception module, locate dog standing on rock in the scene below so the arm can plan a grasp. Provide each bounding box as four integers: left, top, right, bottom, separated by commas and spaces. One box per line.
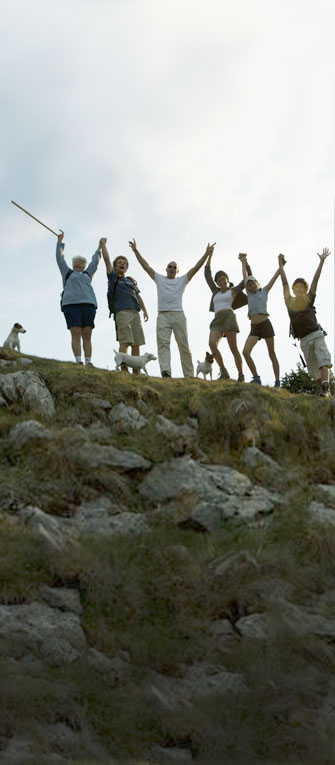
3, 323, 26, 352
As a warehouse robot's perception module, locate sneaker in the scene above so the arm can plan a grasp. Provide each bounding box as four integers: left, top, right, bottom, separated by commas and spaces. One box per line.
320, 381, 331, 398
237, 373, 245, 382
161, 371, 171, 378
218, 368, 230, 380
250, 375, 262, 385
274, 380, 280, 388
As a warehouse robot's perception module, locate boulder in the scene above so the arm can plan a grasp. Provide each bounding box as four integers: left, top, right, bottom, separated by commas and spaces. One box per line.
6, 420, 52, 452
72, 392, 112, 410
68, 441, 151, 470
20, 505, 74, 553
73, 502, 149, 535
0, 371, 55, 418
39, 586, 82, 614
109, 402, 148, 432
0, 601, 86, 660
140, 458, 276, 530
154, 415, 198, 453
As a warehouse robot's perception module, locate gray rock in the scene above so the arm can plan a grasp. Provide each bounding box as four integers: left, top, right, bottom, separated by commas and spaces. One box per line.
18, 357, 33, 365
68, 441, 151, 470
144, 662, 247, 712
150, 744, 192, 763
0, 601, 87, 659
0, 395, 7, 406
314, 483, 335, 506
87, 648, 130, 686
40, 636, 81, 665
242, 446, 282, 472
73, 503, 149, 536
308, 501, 335, 525
0, 358, 14, 367
141, 458, 276, 530
154, 415, 197, 451
20, 505, 74, 552
137, 397, 149, 414
72, 392, 112, 409
39, 586, 82, 614
236, 613, 273, 640
6, 419, 51, 451
109, 402, 148, 432
0, 370, 55, 417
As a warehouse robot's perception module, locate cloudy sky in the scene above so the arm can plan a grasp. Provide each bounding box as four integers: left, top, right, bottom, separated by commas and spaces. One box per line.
1, 0, 334, 383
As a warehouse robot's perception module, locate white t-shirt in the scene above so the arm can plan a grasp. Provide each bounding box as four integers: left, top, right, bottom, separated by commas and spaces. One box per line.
213, 289, 234, 313
154, 272, 189, 312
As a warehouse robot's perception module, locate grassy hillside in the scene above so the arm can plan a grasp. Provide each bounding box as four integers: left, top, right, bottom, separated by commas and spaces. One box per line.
0, 350, 335, 764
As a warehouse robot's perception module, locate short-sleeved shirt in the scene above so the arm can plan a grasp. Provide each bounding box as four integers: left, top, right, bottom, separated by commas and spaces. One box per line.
154, 273, 189, 312
284, 289, 318, 339
107, 270, 141, 314
247, 287, 269, 318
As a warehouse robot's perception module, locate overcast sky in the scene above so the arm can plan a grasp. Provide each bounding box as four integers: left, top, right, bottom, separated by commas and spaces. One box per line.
1, 0, 334, 383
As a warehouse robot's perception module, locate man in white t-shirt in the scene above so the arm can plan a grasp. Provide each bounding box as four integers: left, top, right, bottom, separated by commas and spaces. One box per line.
129, 239, 215, 377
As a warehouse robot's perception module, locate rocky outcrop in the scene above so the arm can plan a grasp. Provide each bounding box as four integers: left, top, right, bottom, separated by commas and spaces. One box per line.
0, 371, 55, 417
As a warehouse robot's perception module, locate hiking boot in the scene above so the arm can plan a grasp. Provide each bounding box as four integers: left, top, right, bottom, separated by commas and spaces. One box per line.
250, 375, 262, 385
120, 362, 130, 373
274, 379, 280, 388
320, 381, 331, 397
161, 371, 171, 378
218, 367, 230, 380
237, 373, 245, 382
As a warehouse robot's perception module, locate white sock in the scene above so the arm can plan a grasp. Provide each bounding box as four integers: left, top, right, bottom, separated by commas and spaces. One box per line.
75, 356, 82, 364
85, 357, 91, 366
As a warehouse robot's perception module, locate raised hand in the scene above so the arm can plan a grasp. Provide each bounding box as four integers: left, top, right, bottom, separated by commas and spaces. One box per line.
238, 252, 247, 261
99, 237, 107, 249
278, 253, 287, 266
129, 238, 138, 253
57, 232, 64, 243
317, 247, 331, 261
205, 242, 216, 259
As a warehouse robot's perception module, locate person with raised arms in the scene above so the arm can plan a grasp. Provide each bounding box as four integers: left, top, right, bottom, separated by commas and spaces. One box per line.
56, 232, 101, 366
129, 238, 215, 378
278, 249, 332, 397
239, 253, 281, 387
204, 249, 252, 381
100, 238, 148, 373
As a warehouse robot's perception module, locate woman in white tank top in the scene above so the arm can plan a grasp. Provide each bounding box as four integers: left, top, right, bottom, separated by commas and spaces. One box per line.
205, 250, 247, 381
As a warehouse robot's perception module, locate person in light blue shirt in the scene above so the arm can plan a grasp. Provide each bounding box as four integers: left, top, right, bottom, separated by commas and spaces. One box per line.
56, 232, 101, 366
239, 253, 281, 387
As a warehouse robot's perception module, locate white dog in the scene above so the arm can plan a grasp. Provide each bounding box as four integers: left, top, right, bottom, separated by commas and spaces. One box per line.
196, 352, 214, 380
3, 323, 27, 351
114, 350, 157, 375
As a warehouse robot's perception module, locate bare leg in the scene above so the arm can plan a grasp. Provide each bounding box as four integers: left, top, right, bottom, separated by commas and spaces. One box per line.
319, 365, 330, 383
226, 331, 243, 375
209, 330, 226, 370
119, 343, 129, 352
82, 326, 93, 359
131, 345, 139, 355
265, 336, 280, 380
243, 335, 259, 376
70, 327, 82, 359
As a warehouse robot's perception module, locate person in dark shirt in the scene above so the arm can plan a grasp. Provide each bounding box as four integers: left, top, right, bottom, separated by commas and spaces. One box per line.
278, 249, 332, 397
100, 238, 148, 372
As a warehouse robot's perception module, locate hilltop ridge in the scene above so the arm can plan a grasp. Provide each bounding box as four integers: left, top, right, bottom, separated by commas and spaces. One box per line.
0, 349, 335, 765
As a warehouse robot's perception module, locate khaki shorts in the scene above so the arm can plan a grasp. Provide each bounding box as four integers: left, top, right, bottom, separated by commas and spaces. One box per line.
300, 329, 332, 380
209, 309, 239, 334
115, 310, 145, 346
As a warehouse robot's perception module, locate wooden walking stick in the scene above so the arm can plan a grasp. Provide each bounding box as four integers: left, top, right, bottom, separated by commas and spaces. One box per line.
11, 200, 63, 236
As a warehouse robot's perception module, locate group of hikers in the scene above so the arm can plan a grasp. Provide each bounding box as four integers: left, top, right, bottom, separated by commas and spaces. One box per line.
56, 233, 332, 397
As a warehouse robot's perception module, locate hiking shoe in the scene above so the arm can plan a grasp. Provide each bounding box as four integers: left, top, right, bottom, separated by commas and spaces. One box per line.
274, 380, 280, 388
120, 362, 130, 373
161, 371, 171, 378
218, 368, 230, 380
320, 381, 331, 397
237, 373, 245, 382
250, 375, 262, 385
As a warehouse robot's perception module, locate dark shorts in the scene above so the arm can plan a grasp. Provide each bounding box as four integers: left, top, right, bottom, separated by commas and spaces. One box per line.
249, 319, 275, 339
63, 303, 96, 329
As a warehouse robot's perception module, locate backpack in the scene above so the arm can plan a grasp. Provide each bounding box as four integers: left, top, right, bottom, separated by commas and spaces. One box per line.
289, 304, 327, 339
60, 268, 90, 311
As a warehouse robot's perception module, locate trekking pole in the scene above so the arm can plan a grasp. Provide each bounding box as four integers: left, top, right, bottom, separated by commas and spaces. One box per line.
11, 200, 63, 237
